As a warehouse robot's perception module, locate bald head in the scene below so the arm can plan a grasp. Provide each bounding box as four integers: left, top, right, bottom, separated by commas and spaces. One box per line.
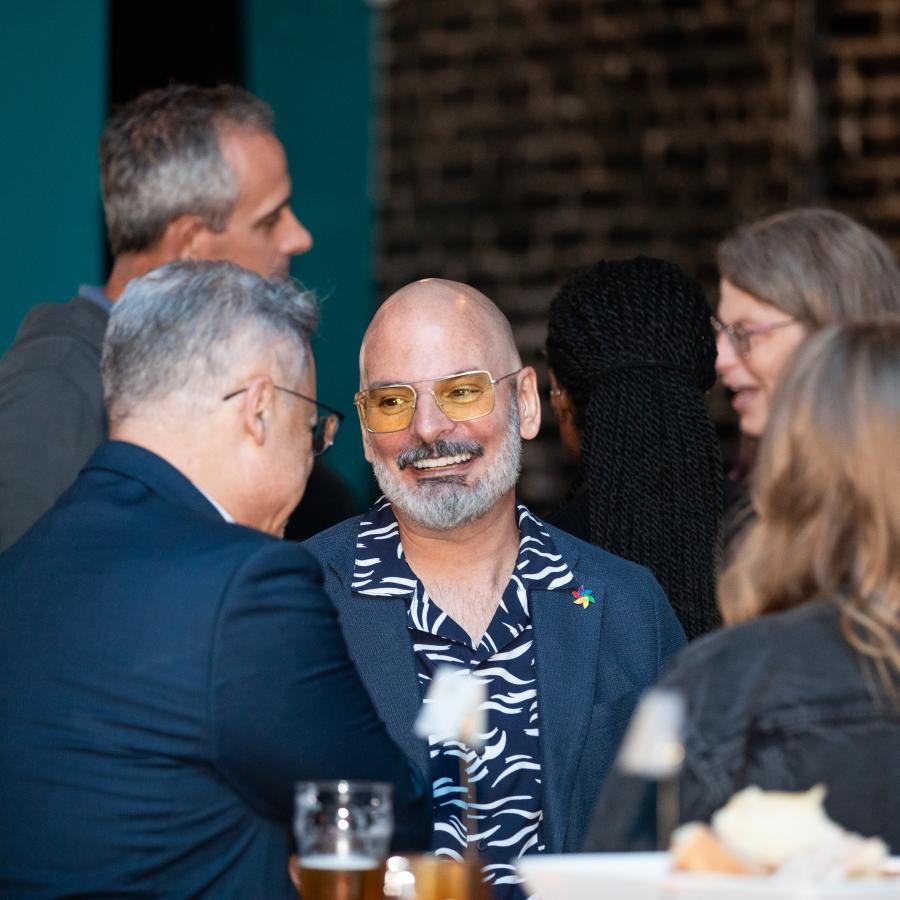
355, 278, 543, 532
360, 279, 521, 385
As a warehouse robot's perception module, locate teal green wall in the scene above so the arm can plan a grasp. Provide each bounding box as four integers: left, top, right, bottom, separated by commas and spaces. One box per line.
243, 1, 375, 506
0, 2, 107, 353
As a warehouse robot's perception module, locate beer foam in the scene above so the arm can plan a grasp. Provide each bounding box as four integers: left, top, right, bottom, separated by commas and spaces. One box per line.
301, 854, 379, 871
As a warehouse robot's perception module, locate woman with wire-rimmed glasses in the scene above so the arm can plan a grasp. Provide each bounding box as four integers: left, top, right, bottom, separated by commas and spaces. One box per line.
713, 207, 900, 556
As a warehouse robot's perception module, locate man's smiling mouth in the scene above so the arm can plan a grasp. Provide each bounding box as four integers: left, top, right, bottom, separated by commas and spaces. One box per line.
397, 440, 484, 471
411, 453, 473, 470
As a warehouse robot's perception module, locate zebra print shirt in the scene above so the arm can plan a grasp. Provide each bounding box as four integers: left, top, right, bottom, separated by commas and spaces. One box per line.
352, 499, 576, 899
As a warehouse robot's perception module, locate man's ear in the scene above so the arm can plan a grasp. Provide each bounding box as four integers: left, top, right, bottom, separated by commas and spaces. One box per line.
516, 366, 541, 440
239, 378, 275, 446
159, 214, 208, 260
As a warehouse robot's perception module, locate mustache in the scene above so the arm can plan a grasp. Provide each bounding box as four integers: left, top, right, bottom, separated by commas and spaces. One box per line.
396, 439, 485, 470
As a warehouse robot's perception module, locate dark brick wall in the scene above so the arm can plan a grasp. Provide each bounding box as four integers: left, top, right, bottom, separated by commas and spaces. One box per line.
374, 0, 900, 513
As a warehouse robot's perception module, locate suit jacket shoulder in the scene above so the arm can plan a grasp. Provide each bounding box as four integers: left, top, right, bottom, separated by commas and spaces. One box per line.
303, 513, 365, 568
0, 297, 109, 550
1, 296, 108, 381
543, 521, 686, 668
0, 445, 431, 896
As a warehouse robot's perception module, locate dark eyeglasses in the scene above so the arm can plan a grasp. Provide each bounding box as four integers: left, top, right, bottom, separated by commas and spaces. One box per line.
223, 385, 344, 456
710, 315, 799, 359
354, 369, 521, 434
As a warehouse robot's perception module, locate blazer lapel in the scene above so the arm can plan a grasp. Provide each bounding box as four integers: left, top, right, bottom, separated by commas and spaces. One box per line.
326, 562, 430, 776
531, 572, 606, 852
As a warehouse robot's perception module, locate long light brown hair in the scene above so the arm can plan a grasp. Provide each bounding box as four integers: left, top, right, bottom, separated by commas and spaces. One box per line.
717, 208, 900, 326
720, 320, 900, 696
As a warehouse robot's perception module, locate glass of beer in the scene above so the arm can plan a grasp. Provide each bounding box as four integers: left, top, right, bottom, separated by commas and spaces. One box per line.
384, 854, 491, 900
294, 780, 393, 900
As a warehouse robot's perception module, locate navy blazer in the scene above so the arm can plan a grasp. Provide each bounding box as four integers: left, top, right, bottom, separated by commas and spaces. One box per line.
303, 513, 686, 854
0, 442, 431, 898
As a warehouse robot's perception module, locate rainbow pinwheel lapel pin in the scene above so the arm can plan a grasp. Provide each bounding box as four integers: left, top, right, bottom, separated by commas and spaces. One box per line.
572, 585, 595, 609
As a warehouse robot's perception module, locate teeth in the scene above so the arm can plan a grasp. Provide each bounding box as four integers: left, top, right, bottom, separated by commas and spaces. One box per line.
412, 454, 472, 470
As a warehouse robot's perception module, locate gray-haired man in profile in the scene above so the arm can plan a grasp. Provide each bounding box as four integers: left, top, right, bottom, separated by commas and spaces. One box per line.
0, 260, 430, 896
0, 84, 314, 551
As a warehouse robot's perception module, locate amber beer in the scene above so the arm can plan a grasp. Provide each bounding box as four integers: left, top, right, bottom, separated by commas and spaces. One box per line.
294, 781, 392, 899
298, 854, 384, 900
401, 854, 491, 900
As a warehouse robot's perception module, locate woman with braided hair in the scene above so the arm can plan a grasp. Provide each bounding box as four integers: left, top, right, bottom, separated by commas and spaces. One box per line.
545, 256, 723, 640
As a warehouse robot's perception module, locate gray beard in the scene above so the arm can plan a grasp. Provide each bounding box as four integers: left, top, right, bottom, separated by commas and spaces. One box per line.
371, 401, 522, 530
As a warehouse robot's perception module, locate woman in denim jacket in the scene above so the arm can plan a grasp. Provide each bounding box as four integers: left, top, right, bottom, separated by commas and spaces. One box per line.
662, 319, 900, 851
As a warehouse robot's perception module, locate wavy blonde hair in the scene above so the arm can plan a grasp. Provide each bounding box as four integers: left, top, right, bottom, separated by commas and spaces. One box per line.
720, 320, 900, 697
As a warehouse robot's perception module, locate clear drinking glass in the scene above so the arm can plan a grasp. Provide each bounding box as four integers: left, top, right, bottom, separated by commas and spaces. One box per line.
294, 780, 393, 900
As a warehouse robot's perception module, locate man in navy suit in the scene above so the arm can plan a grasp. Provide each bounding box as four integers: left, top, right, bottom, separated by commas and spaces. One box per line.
303, 279, 686, 898
0, 261, 430, 897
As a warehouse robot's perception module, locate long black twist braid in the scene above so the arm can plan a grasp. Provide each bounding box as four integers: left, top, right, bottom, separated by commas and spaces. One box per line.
546, 256, 723, 639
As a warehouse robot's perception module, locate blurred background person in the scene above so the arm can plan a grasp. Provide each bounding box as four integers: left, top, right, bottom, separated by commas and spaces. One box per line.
662, 319, 900, 851
714, 207, 900, 554
545, 256, 723, 640
0, 84, 320, 552
0, 82, 356, 553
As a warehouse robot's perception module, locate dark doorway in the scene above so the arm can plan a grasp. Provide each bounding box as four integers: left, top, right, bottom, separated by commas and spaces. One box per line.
103, 0, 243, 271
108, 0, 243, 109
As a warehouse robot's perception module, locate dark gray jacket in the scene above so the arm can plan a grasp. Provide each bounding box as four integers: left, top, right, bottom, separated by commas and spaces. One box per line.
663, 601, 900, 851
0, 296, 108, 551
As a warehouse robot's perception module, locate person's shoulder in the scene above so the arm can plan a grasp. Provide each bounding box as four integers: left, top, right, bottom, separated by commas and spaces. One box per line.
544, 518, 686, 653
226, 524, 324, 584
136, 506, 326, 600
659, 604, 855, 766
0, 297, 107, 385
665, 602, 838, 683
73, 457, 319, 580
13, 296, 107, 344
302, 513, 366, 559
545, 519, 660, 591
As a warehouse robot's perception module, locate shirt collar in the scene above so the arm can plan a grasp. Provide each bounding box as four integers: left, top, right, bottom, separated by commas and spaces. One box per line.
351, 497, 575, 600
78, 284, 114, 314
195, 485, 235, 523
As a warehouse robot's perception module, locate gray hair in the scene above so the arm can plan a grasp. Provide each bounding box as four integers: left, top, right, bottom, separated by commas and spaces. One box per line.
717, 207, 900, 327
102, 260, 318, 423
99, 84, 275, 256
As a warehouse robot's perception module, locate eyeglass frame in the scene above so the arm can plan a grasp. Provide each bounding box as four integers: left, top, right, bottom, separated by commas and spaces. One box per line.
710, 315, 799, 359
222, 384, 344, 456
353, 368, 522, 434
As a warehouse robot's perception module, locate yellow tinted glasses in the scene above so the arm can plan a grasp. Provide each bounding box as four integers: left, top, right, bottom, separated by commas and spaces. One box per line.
354, 369, 520, 433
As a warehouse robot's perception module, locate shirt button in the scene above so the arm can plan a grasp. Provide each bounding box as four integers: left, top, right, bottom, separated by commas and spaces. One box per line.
477, 839, 488, 852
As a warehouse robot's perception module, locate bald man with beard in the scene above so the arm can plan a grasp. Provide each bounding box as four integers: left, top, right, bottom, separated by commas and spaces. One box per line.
303, 279, 685, 898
